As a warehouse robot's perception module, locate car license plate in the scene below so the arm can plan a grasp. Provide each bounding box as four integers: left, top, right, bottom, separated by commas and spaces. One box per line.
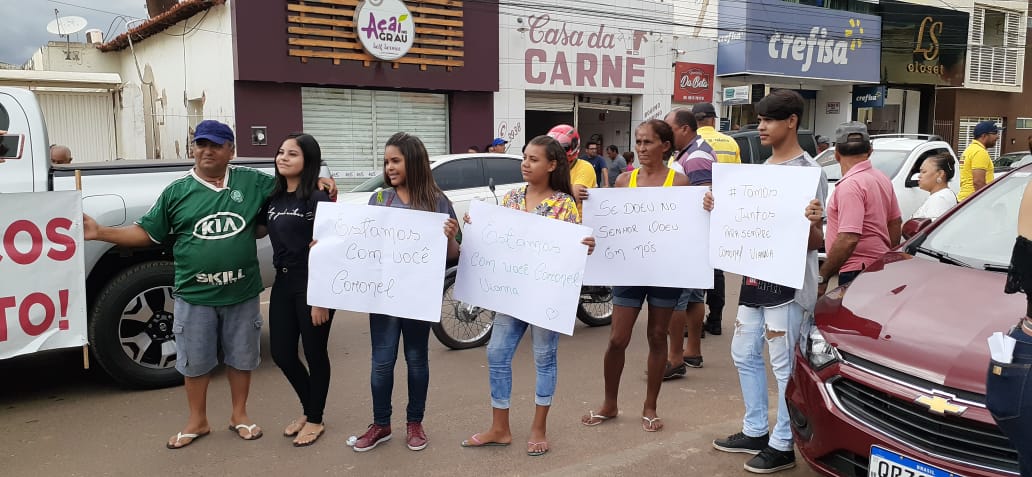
869, 446, 956, 477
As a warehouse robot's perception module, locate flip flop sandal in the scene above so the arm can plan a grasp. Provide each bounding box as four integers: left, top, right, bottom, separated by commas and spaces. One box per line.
229, 423, 264, 441
527, 441, 549, 457
284, 420, 306, 437
581, 410, 617, 427
166, 430, 210, 450
641, 416, 663, 432
293, 426, 325, 447
461, 433, 511, 447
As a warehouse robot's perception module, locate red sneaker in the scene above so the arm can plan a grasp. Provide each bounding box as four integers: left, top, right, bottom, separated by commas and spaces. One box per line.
406, 422, 428, 451
353, 424, 391, 452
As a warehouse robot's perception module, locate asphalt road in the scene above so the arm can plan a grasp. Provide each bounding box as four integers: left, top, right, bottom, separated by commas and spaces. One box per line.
0, 276, 822, 477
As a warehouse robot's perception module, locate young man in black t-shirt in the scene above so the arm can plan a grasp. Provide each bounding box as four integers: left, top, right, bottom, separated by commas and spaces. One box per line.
706, 91, 827, 474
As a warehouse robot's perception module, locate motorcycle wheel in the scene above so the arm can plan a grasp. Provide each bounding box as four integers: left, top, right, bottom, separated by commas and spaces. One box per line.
576, 286, 613, 327
432, 269, 494, 349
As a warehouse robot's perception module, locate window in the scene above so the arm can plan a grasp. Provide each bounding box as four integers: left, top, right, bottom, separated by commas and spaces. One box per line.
969, 5, 1024, 86
822, 150, 909, 181
482, 158, 525, 186
733, 137, 751, 163
0, 102, 8, 131
432, 158, 484, 191
923, 171, 1031, 268
905, 148, 952, 186
958, 117, 1003, 160
1015, 118, 1032, 129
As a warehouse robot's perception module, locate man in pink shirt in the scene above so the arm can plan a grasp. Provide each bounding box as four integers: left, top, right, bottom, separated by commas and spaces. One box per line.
819, 122, 902, 295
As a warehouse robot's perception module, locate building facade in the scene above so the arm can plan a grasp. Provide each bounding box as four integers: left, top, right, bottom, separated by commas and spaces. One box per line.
233, 0, 498, 187
716, 0, 883, 142
492, 0, 675, 155
928, 0, 1030, 157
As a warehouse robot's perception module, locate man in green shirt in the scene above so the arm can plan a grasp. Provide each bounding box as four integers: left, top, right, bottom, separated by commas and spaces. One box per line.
84, 120, 333, 449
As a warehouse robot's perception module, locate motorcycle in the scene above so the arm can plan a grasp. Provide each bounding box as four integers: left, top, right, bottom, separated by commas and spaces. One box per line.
431, 179, 614, 350
432, 267, 613, 350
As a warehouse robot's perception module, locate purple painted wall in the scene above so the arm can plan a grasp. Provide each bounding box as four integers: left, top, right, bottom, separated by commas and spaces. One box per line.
234, 82, 302, 158
449, 93, 494, 154
235, 82, 495, 158
231, 0, 498, 92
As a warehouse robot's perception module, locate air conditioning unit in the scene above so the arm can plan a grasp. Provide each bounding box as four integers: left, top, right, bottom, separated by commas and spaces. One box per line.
85, 29, 103, 46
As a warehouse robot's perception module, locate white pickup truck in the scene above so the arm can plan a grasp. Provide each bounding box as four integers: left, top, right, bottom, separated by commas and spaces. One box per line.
0, 87, 292, 389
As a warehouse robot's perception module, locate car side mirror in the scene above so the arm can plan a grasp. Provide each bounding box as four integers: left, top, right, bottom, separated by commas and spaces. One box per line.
905, 172, 920, 188
902, 218, 932, 240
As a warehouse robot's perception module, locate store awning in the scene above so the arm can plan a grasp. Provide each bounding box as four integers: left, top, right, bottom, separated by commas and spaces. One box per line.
0, 70, 123, 90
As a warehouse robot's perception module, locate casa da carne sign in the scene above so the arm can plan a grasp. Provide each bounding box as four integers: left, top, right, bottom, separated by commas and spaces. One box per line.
355, 0, 415, 61
523, 13, 650, 90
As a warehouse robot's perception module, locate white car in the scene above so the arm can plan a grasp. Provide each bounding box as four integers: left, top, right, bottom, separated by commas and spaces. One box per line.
338, 153, 526, 217
817, 135, 961, 221
816, 135, 960, 261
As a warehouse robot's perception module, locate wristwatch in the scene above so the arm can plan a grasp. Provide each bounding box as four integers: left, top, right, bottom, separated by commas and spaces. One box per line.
817, 275, 826, 285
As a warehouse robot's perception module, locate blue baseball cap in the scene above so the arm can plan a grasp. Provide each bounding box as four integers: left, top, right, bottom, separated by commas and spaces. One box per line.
973, 120, 1002, 138
491, 138, 508, 147
194, 120, 235, 145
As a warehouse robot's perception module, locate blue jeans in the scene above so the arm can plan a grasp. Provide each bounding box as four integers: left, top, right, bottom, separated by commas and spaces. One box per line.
731, 302, 804, 452
986, 324, 1032, 475
486, 313, 560, 409
369, 314, 432, 426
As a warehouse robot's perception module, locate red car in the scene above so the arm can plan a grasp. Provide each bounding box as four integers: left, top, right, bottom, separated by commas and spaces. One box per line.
787, 165, 1031, 476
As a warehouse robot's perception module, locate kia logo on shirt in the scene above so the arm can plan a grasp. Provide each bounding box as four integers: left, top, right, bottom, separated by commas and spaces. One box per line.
193, 212, 247, 240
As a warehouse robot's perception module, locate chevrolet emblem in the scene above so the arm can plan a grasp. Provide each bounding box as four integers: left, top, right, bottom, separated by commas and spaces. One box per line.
915, 395, 967, 416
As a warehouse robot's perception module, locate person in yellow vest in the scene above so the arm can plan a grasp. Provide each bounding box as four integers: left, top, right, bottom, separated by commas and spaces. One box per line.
692, 103, 742, 164
958, 120, 1000, 201
691, 102, 740, 336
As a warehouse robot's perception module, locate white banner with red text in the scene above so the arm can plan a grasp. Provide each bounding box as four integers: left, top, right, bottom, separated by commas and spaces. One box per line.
0, 191, 88, 360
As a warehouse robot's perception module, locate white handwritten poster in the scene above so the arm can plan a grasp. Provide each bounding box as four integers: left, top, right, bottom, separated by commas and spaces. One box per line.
582, 187, 713, 289
308, 202, 449, 322
453, 200, 591, 336
710, 163, 821, 289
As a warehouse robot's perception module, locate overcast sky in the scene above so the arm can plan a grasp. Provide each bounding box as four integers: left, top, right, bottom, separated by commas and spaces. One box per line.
0, 0, 148, 65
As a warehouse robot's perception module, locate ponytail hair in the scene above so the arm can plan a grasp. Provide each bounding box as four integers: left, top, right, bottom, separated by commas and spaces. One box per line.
928, 153, 955, 181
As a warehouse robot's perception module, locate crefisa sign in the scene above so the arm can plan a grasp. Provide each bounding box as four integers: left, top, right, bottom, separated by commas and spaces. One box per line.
355, 0, 415, 61
716, 0, 881, 82
674, 62, 714, 103
853, 85, 886, 108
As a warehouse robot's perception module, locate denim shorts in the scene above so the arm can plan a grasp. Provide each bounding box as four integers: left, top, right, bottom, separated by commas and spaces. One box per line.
172, 296, 263, 377
674, 288, 706, 311
612, 285, 681, 309
985, 324, 1032, 475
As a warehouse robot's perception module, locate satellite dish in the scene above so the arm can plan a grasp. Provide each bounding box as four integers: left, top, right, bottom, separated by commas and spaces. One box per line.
46, 16, 88, 36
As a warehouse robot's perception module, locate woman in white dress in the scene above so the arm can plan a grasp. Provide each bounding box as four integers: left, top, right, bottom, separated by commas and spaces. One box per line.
912, 153, 958, 221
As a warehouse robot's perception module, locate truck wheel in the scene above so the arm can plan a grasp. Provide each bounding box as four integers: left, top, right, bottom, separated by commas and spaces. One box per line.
432, 270, 493, 350
89, 261, 183, 389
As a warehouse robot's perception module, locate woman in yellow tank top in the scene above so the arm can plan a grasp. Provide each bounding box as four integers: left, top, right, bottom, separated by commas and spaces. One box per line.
581, 119, 687, 433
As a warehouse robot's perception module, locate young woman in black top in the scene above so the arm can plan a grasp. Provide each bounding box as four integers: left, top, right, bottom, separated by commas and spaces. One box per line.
258, 134, 334, 447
